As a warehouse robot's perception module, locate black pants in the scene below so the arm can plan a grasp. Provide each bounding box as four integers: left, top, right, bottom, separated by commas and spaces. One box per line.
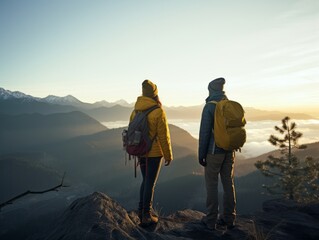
139, 157, 162, 213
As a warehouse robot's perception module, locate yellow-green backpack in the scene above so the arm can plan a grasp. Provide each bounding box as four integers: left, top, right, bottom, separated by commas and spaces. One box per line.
209, 100, 246, 151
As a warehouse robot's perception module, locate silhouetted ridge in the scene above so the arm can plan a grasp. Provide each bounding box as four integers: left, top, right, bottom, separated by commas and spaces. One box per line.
0, 111, 107, 153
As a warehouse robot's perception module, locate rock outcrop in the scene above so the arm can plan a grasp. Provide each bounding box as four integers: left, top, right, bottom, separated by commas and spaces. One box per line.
253, 198, 319, 240
31, 192, 319, 240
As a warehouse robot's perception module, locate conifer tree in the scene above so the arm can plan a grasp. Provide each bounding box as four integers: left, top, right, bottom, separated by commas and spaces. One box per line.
255, 116, 319, 203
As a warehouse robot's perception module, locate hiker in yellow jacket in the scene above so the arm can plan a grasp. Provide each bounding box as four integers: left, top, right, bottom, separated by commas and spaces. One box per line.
130, 79, 173, 226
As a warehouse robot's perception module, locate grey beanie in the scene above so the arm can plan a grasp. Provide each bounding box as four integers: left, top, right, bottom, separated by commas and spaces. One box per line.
208, 77, 225, 92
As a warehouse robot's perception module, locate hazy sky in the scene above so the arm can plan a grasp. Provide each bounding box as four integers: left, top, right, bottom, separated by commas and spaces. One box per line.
1, 0, 318, 113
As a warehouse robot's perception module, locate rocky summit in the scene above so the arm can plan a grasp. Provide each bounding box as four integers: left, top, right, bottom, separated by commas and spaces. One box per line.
254, 198, 319, 240
31, 192, 319, 240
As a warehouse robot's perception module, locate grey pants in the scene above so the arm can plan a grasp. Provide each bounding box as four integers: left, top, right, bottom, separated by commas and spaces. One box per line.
204, 152, 236, 226
139, 157, 162, 213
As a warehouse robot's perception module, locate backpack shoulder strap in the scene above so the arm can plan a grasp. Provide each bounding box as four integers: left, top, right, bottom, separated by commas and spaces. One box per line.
143, 105, 160, 116
143, 105, 160, 142
206, 101, 219, 154
208, 100, 218, 105
133, 105, 159, 116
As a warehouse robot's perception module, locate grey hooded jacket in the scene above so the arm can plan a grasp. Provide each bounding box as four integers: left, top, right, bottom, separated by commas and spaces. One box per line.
198, 92, 231, 161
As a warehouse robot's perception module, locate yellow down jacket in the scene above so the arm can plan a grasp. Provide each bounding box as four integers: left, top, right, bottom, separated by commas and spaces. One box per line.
129, 96, 173, 161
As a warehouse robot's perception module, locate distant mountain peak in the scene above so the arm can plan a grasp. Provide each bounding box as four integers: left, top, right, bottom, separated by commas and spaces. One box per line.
114, 99, 132, 106
42, 94, 82, 105
93, 99, 133, 108
64, 95, 81, 101
0, 87, 39, 101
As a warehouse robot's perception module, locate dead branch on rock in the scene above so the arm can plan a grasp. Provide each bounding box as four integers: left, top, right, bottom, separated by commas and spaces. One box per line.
0, 172, 69, 211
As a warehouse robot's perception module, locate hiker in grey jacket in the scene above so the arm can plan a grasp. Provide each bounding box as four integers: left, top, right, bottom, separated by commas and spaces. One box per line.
198, 82, 228, 162
198, 78, 236, 230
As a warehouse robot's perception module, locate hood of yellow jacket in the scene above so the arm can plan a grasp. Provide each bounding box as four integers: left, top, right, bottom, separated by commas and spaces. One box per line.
134, 96, 158, 111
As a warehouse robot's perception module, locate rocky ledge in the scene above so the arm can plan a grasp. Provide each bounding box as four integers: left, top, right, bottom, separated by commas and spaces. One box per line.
31, 192, 319, 240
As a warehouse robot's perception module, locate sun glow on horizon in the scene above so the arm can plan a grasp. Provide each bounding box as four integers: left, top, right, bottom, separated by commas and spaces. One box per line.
0, 0, 318, 113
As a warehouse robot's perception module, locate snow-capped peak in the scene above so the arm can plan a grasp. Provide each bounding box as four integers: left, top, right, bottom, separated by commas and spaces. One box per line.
0, 87, 38, 101
42, 95, 82, 105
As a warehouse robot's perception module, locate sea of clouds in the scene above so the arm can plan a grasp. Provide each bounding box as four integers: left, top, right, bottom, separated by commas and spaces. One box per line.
102, 119, 319, 159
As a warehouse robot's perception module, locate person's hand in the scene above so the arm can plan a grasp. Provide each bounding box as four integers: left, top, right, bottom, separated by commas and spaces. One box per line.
165, 159, 172, 166
199, 158, 207, 167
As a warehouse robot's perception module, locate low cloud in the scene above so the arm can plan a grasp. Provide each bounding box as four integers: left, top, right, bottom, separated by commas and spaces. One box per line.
102, 119, 319, 158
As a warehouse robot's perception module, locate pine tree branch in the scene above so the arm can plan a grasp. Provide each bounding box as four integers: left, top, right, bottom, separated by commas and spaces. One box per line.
261, 169, 284, 177
0, 172, 69, 211
263, 185, 284, 195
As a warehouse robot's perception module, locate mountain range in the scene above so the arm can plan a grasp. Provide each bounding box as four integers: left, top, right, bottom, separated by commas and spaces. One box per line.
0, 87, 132, 108
0, 87, 315, 121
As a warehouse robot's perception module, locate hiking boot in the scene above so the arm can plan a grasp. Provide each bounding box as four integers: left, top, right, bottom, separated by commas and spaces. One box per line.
205, 223, 217, 231
201, 216, 216, 231
216, 218, 235, 230
141, 212, 158, 227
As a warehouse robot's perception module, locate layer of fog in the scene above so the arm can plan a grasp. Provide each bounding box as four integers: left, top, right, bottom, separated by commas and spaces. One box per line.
102, 119, 319, 158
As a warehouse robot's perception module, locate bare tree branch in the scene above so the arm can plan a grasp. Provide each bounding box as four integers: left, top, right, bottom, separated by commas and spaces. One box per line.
261, 169, 283, 177
0, 172, 69, 211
